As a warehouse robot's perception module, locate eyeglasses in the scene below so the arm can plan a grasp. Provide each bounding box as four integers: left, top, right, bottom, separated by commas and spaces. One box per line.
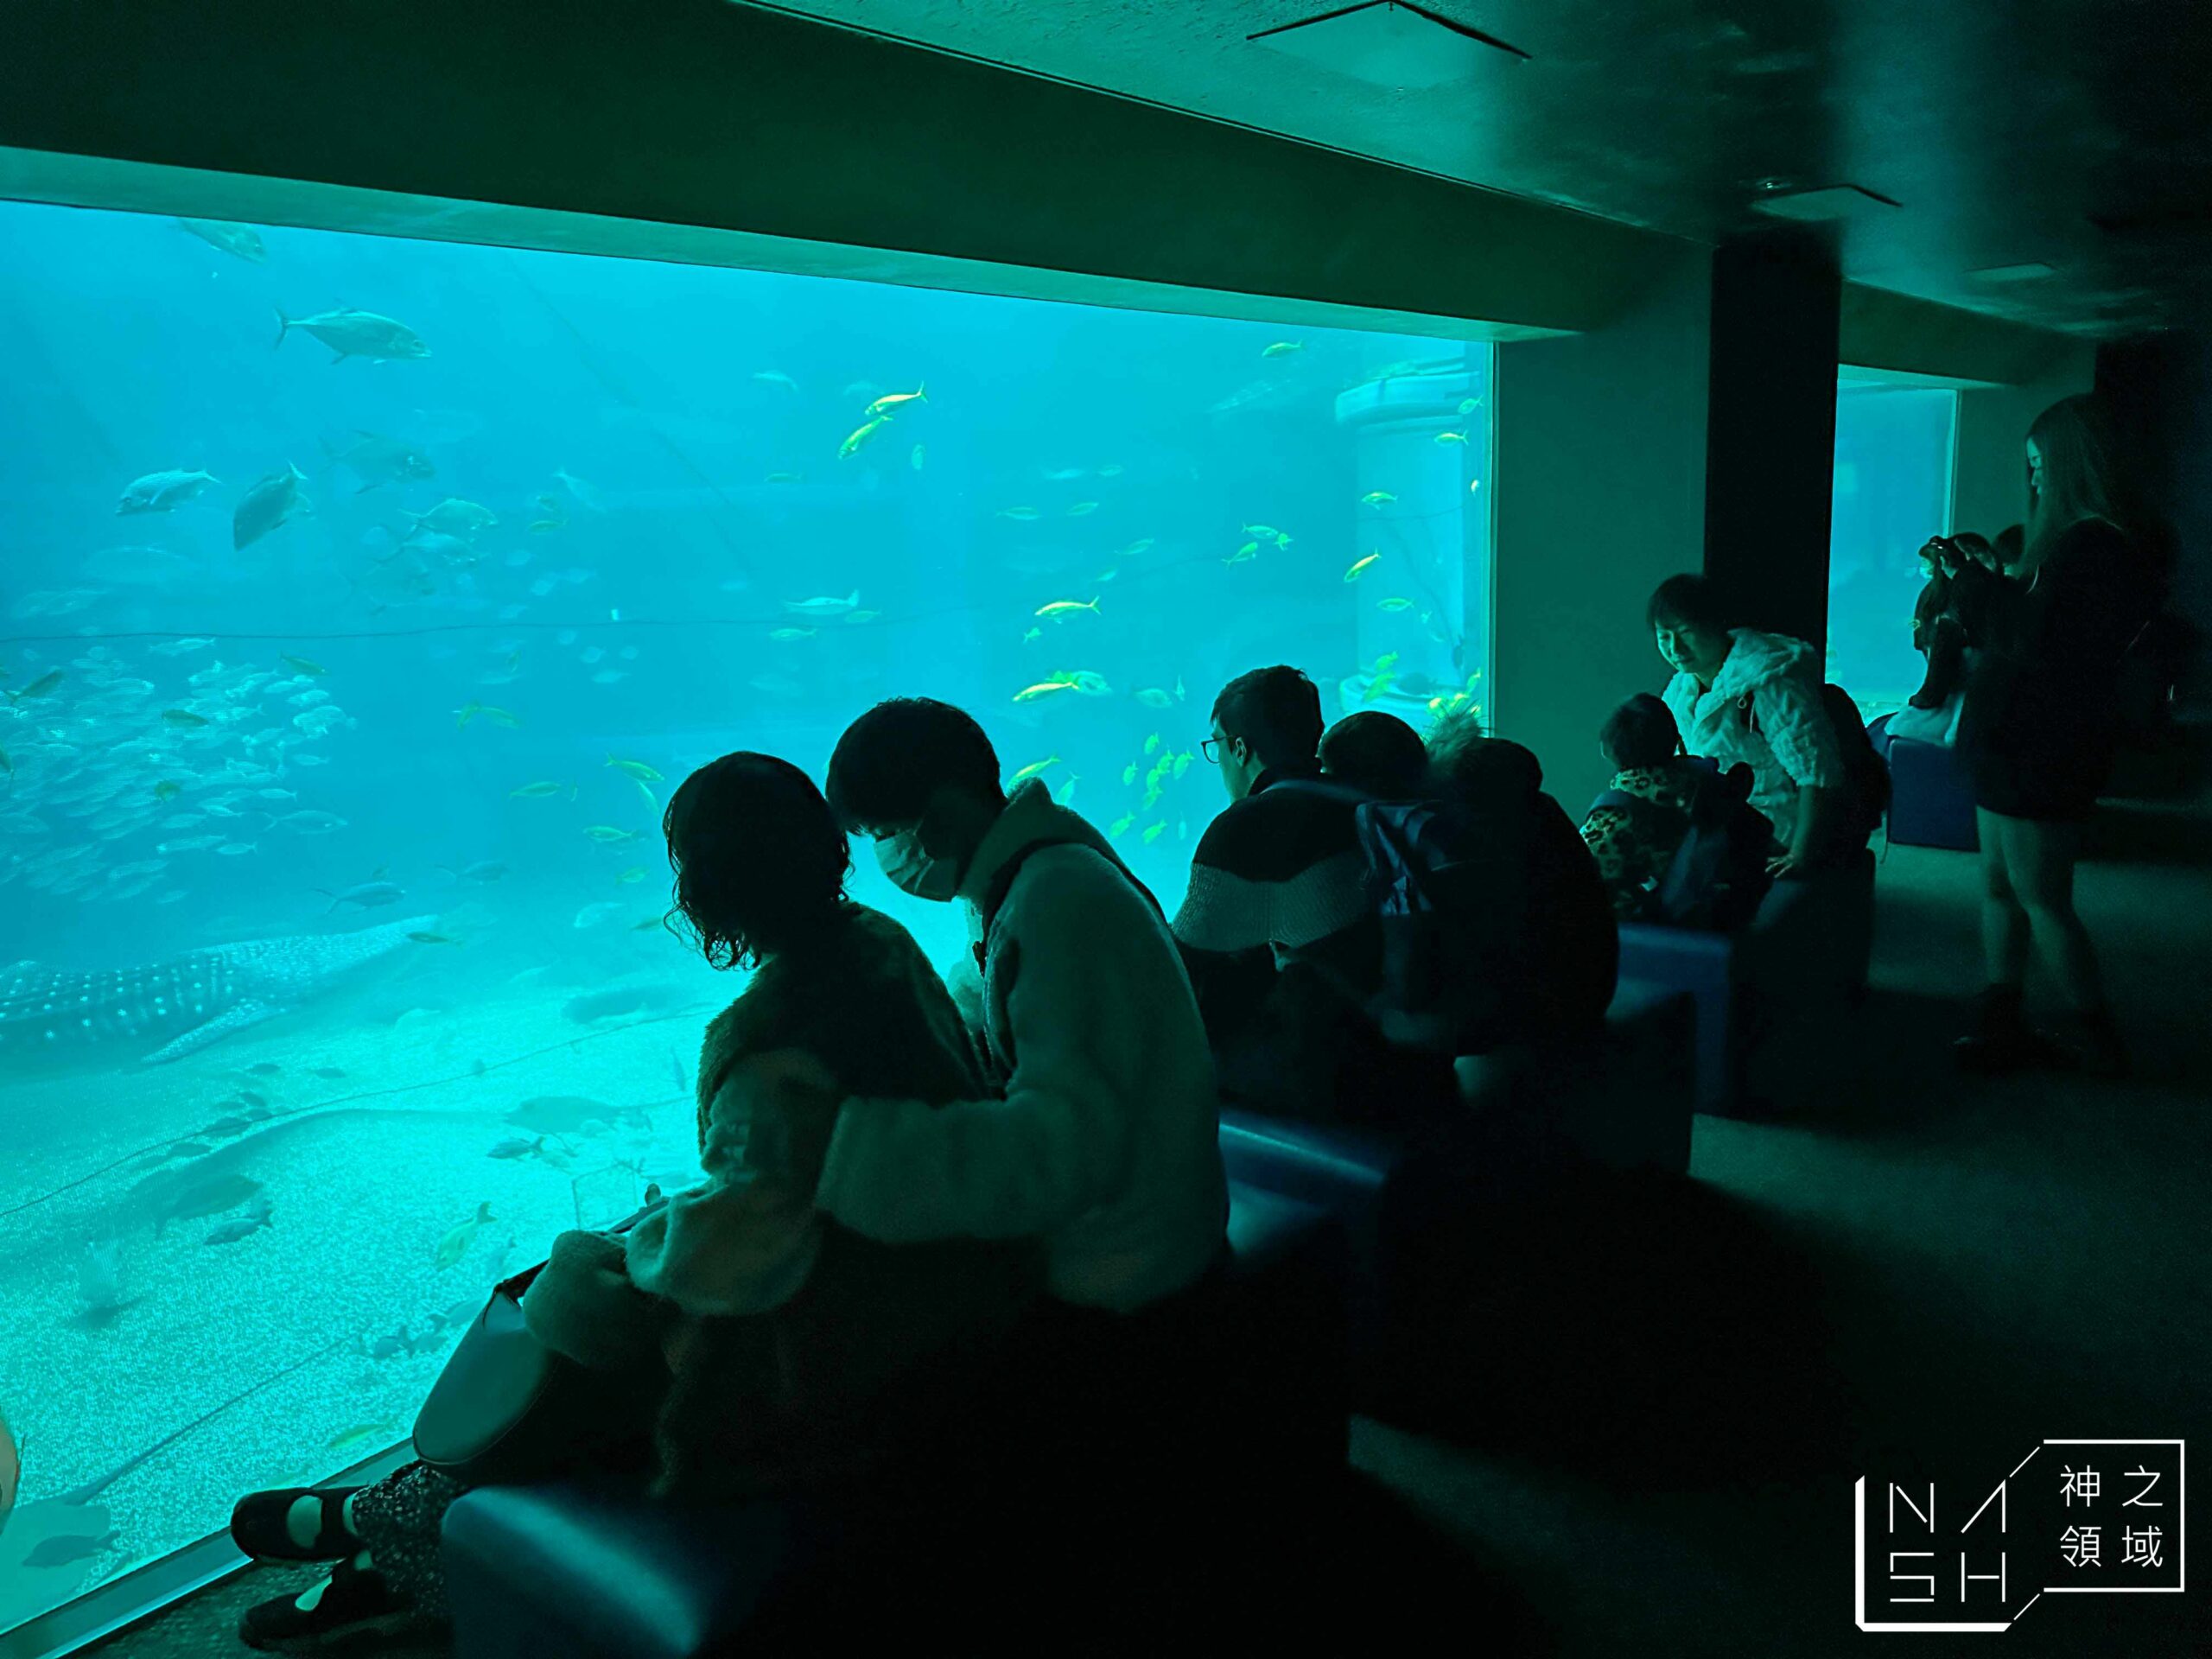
1200, 737, 1221, 764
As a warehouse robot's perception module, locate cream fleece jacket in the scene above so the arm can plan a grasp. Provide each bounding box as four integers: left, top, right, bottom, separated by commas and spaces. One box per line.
814, 781, 1229, 1313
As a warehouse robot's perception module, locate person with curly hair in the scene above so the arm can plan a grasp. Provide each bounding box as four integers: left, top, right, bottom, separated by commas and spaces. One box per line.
227, 751, 1039, 1648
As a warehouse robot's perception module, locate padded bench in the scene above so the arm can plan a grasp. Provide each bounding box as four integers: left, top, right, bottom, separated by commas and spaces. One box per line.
1217, 976, 1695, 1371
442, 1185, 1348, 1659
1616, 847, 1875, 1116
1882, 732, 1980, 850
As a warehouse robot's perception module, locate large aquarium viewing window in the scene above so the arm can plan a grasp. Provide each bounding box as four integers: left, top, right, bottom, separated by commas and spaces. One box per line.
0, 198, 1494, 1633
1824, 378, 1959, 713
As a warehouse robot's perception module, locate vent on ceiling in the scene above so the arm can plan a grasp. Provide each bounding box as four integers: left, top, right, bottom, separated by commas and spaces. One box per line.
1249, 2, 1529, 90
1749, 183, 1900, 222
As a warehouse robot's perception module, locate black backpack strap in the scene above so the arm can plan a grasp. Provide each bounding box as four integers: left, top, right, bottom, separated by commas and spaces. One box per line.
1589, 789, 1637, 815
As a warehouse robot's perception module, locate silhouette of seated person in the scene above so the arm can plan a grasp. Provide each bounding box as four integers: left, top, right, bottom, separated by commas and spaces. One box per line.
1419, 714, 1620, 1061
1319, 709, 1432, 798
1174, 665, 1441, 1127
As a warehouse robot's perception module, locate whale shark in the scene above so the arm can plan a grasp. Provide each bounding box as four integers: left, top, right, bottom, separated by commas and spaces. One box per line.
0, 915, 436, 1068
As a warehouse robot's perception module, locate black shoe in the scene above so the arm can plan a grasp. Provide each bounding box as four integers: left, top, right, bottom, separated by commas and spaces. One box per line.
1954, 1026, 2076, 1077
239, 1560, 413, 1651
2056, 1008, 2132, 1080
1954, 986, 2072, 1077
231, 1487, 363, 1562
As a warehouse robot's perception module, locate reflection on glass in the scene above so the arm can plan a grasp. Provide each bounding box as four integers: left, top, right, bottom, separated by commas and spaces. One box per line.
0, 200, 1496, 1630
1826, 382, 1958, 713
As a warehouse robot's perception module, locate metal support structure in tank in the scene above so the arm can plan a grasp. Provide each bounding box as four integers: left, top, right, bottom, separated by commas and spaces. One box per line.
1331, 354, 1492, 727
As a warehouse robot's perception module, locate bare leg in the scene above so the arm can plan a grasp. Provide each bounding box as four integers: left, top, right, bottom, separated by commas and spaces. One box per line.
2005, 817, 2106, 1013
1976, 810, 2031, 989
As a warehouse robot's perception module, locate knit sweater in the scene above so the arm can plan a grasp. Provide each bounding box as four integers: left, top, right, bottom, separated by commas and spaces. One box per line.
815, 780, 1229, 1314
1172, 766, 1385, 1121
1662, 628, 1844, 849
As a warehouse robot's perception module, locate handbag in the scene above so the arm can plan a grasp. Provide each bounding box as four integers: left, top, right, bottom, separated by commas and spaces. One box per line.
412, 1205, 665, 1487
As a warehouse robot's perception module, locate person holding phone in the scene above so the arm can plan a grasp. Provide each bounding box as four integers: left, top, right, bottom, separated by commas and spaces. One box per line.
1936, 396, 2164, 1077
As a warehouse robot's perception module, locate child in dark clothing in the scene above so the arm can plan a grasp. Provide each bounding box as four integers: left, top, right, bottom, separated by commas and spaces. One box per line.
1319, 710, 1431, 798
1580, 693, 1705, 918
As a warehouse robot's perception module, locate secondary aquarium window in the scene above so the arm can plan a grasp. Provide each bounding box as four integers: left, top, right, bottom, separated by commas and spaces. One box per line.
0, 198, 1494, 1629
1825, 379, 1958, 713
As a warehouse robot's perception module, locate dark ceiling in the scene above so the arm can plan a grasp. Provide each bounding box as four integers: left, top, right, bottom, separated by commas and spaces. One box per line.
760, 0, 2212, 339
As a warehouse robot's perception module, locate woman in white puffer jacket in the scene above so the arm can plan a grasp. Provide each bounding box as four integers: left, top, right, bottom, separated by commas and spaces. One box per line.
1649, 575, 1847, 878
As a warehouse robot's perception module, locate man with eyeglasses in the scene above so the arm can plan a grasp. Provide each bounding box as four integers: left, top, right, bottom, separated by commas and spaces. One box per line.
1177, 665, 1416, 1125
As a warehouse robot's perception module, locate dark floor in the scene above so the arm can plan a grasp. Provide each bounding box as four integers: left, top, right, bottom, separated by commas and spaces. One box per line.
88, 766, 2212, 1659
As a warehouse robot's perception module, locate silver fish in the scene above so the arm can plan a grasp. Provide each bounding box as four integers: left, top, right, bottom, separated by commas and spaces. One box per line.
275, 308, 429, 362
233, 465, 310, 550
117, 468, 220, 515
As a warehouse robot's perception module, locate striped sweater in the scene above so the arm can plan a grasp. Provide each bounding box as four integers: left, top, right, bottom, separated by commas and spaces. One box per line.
1172, 766, 1387, 1121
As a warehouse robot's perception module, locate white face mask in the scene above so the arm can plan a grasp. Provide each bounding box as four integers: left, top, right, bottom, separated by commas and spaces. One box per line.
874, 828, 959, 902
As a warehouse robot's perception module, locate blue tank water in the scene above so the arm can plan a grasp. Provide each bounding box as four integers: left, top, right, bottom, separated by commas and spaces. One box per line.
0, 198, 1491, 1629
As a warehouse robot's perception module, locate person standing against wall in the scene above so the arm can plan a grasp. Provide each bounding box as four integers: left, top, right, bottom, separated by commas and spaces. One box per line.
1937, 395, 2164, 1077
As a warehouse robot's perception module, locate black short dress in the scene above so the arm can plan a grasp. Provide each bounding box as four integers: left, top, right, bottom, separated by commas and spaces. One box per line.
1954, 519, 2160, 823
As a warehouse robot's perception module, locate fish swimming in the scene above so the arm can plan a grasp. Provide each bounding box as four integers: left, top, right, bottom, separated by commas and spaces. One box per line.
177, 218, 265, 262
117, 468, 220, 514
435, 1202, 496, 1270
203, 1195, 275, 1245
233, 464, 310, 550
0, 914, 436, 1068
838, 417, 890, 460
134, 1169, 264, 1237
22, 1532, 118, 1568
506, 1094, 651, 1135
783, 590, 860, 619
562, 983, 687, 1023
275, 307, 429, 362
326, 430, 435, 487
404, 498, 498, 536
553, 468, 604, 512
865, 384, 926, 416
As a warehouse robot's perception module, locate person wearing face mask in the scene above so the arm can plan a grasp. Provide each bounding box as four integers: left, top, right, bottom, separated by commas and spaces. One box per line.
773, 700, 1230, 1612
754, 696, 1226, 1332
1934, 394, 2164, 1077
1649, 574, 1850, 878
227, 753, 1041, 1650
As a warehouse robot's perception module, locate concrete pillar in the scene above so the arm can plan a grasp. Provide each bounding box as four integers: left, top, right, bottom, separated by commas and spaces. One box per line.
1492, 245, 1713, 810
1704, 232, 1842, 652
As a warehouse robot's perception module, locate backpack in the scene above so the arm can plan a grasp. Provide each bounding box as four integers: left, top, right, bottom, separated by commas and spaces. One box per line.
1820, 682, 1891, 848
1593, 763, 1772, 931
1347, 788, 1617, 1055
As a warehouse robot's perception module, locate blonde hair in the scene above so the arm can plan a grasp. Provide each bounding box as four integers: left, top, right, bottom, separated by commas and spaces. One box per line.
2025, 395, 2127, 569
